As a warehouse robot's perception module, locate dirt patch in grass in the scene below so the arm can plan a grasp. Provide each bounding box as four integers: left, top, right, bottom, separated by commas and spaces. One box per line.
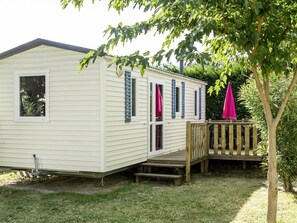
0, 170, 134, 194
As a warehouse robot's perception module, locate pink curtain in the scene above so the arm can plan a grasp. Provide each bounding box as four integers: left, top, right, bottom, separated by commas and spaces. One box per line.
222, 82, 237, 120
156, 84, 163, 120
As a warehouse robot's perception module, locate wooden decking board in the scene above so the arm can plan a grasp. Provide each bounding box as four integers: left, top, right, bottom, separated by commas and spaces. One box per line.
140, 163, 185, 168
147, 149, 262, 164
208, 154, 262, 161
208, 149, 262, 161
148, 150, 186, 164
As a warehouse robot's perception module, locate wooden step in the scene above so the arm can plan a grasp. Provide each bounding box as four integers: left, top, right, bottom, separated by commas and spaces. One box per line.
141, 163, 185, 168
135, 173, 183, 186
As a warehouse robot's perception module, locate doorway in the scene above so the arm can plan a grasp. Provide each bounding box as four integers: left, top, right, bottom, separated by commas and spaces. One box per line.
149, 79, 164, 154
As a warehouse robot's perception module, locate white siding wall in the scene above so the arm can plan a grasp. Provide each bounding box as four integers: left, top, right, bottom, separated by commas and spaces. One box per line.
0, 46, 101, 172
103, 58, 206, 172
103, 63, 148, 172
145, 69, 206, 155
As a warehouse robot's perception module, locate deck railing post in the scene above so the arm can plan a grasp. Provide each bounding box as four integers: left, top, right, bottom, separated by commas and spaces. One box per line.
186, 121, 192, 183
204, 123, 209, 173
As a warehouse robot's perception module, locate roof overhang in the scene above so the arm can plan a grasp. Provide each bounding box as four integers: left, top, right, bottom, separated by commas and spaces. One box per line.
0, 38, 92, 60
0, 38, 207, 85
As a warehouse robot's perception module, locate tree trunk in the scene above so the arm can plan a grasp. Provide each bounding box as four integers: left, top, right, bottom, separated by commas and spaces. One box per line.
267, 123, 278, 223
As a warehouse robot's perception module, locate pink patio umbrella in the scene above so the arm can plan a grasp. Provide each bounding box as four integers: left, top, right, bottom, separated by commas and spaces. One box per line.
222, 82, 237, 120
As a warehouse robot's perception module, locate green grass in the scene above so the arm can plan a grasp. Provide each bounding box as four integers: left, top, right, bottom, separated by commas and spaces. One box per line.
0, 173, 296, 223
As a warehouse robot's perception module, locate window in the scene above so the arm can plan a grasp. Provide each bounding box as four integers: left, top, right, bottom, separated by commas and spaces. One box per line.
194, 88, 202, 120
131, 77, 137, 118
195, 90, 197, 117
181, 82, 185, 119
172, 80, 185, 119
14, 70, 49, 121
175, 86, 180, 113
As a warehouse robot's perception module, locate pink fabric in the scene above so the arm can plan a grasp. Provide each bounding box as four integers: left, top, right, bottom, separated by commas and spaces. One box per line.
156, 84, 163, 120
222, 82, 237, 120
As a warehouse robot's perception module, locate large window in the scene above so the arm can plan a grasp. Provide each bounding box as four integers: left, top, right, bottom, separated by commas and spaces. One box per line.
14, 71, 49, 121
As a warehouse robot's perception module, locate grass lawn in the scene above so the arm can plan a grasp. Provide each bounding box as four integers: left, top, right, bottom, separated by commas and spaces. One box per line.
0, 171, 296, 223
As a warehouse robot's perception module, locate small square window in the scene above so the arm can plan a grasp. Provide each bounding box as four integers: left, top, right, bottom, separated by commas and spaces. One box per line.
14, 71, 49, 122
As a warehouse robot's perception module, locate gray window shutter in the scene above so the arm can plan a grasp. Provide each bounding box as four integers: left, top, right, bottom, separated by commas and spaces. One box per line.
125, 71, 131, 122
171, 79, 176, 119
199, 87, 202, 120
181, 82, 185, 119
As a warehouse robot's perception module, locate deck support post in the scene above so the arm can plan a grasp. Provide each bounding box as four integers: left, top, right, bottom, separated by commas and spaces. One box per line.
200, 159, 208, 174
243, 161, 247, 169
186, 121, 192, 183
205, 160, 209, 173
200, 161, 205, 174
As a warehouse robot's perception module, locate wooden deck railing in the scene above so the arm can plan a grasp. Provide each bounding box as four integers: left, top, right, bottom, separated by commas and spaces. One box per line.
186, 121, 208, 182
208, 120, 259, 157
186, 120, 261, 182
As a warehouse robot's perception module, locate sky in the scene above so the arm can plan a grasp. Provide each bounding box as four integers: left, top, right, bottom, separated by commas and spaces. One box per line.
0, 0, 166, 57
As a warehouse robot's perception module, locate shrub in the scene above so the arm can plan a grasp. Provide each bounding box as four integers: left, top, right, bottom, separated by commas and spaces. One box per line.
240, 76, 297, 192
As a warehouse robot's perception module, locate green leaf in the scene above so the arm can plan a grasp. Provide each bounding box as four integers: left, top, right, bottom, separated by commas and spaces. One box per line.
144, 4, 150, 12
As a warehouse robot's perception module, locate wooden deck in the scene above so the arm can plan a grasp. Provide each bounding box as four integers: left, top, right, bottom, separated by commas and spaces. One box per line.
143, 121, 263, 183
208, 149, 262, 161
148, 120, 262, 163
148, 150, 186, 164
148, 148, 261, 164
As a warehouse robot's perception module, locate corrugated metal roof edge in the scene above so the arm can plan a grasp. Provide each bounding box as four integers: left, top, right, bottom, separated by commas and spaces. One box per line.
0, 38, 207, 85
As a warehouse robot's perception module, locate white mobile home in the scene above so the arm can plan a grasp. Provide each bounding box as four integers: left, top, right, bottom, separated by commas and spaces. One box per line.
0, 39, 206, 176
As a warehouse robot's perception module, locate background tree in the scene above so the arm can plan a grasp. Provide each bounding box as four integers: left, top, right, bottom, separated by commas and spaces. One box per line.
166, 64, 250, 120
61, 1, 297, 222
241, 76, 297, 192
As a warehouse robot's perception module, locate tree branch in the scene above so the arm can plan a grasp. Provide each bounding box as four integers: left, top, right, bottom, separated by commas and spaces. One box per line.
252, 66, 273, 123
221, 0, 228, 34
263, 73, 270, 101
274, 68, 297, 125
252, 15, 264, 54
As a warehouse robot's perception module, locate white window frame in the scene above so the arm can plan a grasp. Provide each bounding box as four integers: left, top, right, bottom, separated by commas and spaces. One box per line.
131, 74, 139, 121
175, 84, 182, 116
194, 88, 201, 120
14, 70, 49, 122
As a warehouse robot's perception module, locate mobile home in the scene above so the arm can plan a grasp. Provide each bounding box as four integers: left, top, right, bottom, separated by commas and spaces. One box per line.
0, 39, 206, 176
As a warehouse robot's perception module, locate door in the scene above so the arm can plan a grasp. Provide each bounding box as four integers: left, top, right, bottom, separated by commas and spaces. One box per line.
149, 79, 164, 154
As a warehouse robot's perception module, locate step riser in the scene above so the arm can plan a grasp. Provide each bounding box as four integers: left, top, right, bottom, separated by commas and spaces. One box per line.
135, 173, 183, 186
135, 162, 185, 186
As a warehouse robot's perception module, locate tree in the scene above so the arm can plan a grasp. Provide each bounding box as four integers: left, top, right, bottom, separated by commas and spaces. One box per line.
61, 1, 297, 222
166, 64, 250, 120
241, 76, 297, 192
